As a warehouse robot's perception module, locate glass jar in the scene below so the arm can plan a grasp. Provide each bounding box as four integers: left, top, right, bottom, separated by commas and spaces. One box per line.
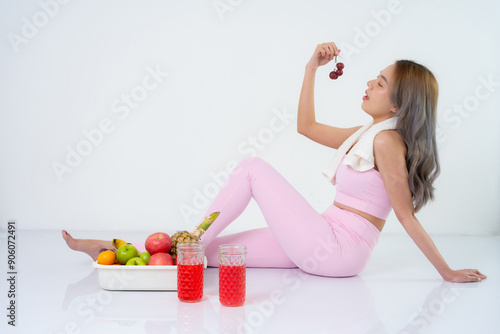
177, 242, 205, 302
218, 244, 247, 307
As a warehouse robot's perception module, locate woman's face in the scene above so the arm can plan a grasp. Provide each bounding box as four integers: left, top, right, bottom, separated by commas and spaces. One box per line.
361, 64, 397, 122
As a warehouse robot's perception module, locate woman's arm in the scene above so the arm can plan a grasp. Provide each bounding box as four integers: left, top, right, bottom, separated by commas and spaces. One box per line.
374, 130, 487, 282
297, 43, 361, 149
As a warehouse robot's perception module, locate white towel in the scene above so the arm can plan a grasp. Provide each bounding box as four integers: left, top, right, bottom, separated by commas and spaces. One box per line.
322, 117, 398, 185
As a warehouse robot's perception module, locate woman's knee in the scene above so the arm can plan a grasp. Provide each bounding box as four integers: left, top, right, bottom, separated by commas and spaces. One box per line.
240, 157, 266, 167
231, 157, 268, 175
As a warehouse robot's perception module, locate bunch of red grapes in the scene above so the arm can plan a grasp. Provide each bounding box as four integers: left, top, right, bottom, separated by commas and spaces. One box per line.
329, 59, 344, 80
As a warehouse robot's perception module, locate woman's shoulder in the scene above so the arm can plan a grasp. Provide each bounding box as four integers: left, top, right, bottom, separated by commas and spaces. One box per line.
374, 130, 407, 158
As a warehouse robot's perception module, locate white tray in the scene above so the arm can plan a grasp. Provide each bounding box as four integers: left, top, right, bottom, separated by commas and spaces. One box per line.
92, 258, 207, 291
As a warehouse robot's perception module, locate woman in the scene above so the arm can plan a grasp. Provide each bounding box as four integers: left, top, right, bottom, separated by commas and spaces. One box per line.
64, 42, 486, 282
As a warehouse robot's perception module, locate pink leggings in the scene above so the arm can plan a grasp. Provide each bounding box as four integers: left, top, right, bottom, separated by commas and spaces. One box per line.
198, 157, 381, 277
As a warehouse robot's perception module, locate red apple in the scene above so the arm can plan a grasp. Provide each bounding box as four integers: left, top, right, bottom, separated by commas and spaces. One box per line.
148, 252, 174, 265
145, 232, 171, 255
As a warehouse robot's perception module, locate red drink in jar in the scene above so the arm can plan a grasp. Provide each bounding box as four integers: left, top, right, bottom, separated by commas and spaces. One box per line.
218, 244, 247, 307
219, 264, 246, 306
177, 263, 204, 302
177, 242, 205, 303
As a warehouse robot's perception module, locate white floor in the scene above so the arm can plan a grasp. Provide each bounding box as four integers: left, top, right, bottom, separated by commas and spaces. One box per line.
1, 230, 499, 334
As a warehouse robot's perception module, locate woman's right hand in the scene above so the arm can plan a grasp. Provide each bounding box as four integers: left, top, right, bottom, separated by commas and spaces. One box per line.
306, 42, 340, 71
443, 268, 487, 283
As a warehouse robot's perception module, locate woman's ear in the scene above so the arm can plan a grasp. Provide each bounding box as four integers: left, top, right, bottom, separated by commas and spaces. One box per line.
390, 105, 398, 114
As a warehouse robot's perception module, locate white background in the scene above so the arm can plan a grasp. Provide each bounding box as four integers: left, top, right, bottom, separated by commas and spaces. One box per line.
0, 0, 499, 236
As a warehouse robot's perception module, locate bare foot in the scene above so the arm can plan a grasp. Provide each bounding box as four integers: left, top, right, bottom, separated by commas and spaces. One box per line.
62, 230, 114, 261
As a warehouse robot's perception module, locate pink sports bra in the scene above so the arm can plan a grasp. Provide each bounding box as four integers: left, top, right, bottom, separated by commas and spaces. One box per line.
334, 156, 392, 220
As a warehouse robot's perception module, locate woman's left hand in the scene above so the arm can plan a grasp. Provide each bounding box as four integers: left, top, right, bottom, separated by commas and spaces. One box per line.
444, 269, 487, 282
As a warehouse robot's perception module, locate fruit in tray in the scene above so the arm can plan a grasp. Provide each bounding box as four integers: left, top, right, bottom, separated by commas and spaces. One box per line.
149, 252, 174, 265
145, 232, 171, 254
112, 238, 129, 249
170, 212, 220, 261
139, 251, 151, 265
97, 250, 116, 265
126, 257, 147, 265
116, 244, 139, 265
97, 211, 220, 265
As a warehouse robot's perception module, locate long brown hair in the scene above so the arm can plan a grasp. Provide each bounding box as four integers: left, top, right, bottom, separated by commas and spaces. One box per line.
391, 60, 440, 212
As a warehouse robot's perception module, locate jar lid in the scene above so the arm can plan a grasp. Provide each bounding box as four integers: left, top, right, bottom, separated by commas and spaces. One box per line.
218, 243, 247, 254
177, 241, 204, 251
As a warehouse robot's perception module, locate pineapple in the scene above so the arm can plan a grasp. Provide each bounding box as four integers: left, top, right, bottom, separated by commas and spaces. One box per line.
170, 211, 220, 260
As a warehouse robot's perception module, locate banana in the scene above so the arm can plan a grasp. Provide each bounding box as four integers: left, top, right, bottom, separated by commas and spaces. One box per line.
112, 238, 128, 249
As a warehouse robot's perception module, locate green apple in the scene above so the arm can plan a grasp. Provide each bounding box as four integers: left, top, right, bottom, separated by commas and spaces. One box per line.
126, 257, 146, 265
116, 244, 139, 264
139, 251, 151, 265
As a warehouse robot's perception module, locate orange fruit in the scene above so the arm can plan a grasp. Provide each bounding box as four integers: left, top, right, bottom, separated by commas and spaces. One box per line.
97, 250, 116, 265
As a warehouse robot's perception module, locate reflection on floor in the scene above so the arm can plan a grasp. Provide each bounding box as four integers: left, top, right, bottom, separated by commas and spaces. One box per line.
3, 230, 499, 334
